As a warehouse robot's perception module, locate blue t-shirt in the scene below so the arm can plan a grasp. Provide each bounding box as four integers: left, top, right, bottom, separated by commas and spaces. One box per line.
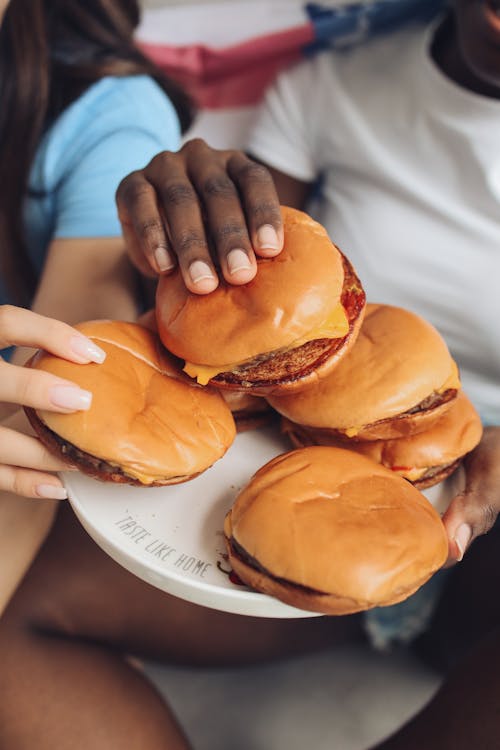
0, 74, 180, 303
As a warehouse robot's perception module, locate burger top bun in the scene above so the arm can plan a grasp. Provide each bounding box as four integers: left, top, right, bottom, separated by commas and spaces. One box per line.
268, 304, 460, 439
29, 320, 236, 485
226, 446, 448, 614
156, 206, 348, 366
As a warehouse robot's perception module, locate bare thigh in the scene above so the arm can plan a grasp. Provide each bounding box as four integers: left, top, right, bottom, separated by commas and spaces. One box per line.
3, 503, 362, 666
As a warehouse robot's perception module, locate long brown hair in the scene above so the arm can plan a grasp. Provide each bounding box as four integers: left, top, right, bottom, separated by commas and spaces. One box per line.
0, 0, 192, 305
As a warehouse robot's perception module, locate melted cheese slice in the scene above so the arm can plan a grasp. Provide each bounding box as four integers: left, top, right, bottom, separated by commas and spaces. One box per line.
183, 302, 349, 385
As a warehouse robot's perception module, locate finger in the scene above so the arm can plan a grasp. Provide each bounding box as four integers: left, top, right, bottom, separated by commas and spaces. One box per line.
0, 425, 71, 472
116, 168, 176, 276
442, 428, 500, 563
0, 464, 68, 499
227, 152, 284, 257
442, 492, 474, 565
0, 360, 92, 412
149, 146, 218, 294
0, 306, 106, 363
442, 487, 497, 564
120, 221, 161, 279
187, 142, 257, 286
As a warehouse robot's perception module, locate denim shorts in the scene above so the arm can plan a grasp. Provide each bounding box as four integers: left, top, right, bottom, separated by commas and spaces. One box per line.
363, 568, 451, 651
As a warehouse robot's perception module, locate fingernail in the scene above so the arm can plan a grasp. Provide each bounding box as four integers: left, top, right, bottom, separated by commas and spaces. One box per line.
189, 260, 215, 285
49, 385, 92, 411
257, 224, 280, 251
70, 336, 106, 364
154, 246, 175, 273
454, 523, 472, 561
36, 484, 68, 500
227, 249, 252, 275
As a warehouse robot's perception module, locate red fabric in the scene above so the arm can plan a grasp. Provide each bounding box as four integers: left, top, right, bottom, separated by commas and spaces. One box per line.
140, 23, 314, 109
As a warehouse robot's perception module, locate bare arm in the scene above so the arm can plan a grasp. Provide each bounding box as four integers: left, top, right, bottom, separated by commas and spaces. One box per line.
0, 235, 139, 616
9, 236, 138, 368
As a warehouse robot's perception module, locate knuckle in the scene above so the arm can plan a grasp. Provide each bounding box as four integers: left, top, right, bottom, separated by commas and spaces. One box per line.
233, 160, 272, 185
13, 371, 32, 406
117, 172, 152, 207
0, 304, 17, 337
136, 218, 165, 242
0, 426, 9, 455
201, 175, 237, 200
251, 200, 282, 226
11, 469, 29, 497
149, 150, 176, 172
161, 181, 197, 207
176, 230, 208, 256
212, 221, 247, 244
477, 503, 498, 536
181, 138, 209, 155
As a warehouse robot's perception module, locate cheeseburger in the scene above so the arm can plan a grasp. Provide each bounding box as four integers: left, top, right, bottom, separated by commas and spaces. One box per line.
224, 446, 448, 615
268, 303, 461, 441
283, 390, 482, 489
26, 320, 236, 486
156, 206, 366, 396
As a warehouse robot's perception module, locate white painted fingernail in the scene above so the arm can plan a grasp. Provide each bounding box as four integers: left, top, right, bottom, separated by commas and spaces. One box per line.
227, 249, 252, 275
70, 336, 106, 364
257, 224, 280, 251
49, 385, 92, 411
454, 523, 472, 561
189, 260, 215, 285
154, 246, 175, 272
36, 484, 68, 500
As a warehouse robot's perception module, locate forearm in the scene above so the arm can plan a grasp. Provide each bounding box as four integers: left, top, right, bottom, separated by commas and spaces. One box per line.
31, 237, 139, 324
11, 237, 139, 368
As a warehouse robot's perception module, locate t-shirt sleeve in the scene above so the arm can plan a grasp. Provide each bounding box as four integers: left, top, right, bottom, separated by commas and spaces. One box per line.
246, 59, 323, 184
52, 78, 181, 239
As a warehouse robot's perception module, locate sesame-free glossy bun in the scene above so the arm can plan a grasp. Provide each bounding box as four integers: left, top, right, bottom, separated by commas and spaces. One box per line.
282, 390, 483, 489
268, 304, 460, 440
224, 446, 448, 615
26, 320, 236, 486
157, 207, 346, 363
156, 207, 366, 395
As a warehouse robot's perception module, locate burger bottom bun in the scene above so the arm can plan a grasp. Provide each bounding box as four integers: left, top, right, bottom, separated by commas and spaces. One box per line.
224, 513, 441, 616
26, 409, 200, 486
412, 459, 462, 489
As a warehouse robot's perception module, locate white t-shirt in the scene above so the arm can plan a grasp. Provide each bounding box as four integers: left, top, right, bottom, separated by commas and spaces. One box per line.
248, 22, 500, 425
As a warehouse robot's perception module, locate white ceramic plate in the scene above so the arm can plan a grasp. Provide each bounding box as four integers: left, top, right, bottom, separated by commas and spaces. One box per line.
64, 426, 321, 618
64, 426, 461, 619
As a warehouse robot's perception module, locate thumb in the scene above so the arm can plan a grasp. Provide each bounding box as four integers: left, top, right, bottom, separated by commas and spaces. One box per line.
442, 429, 500, 564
